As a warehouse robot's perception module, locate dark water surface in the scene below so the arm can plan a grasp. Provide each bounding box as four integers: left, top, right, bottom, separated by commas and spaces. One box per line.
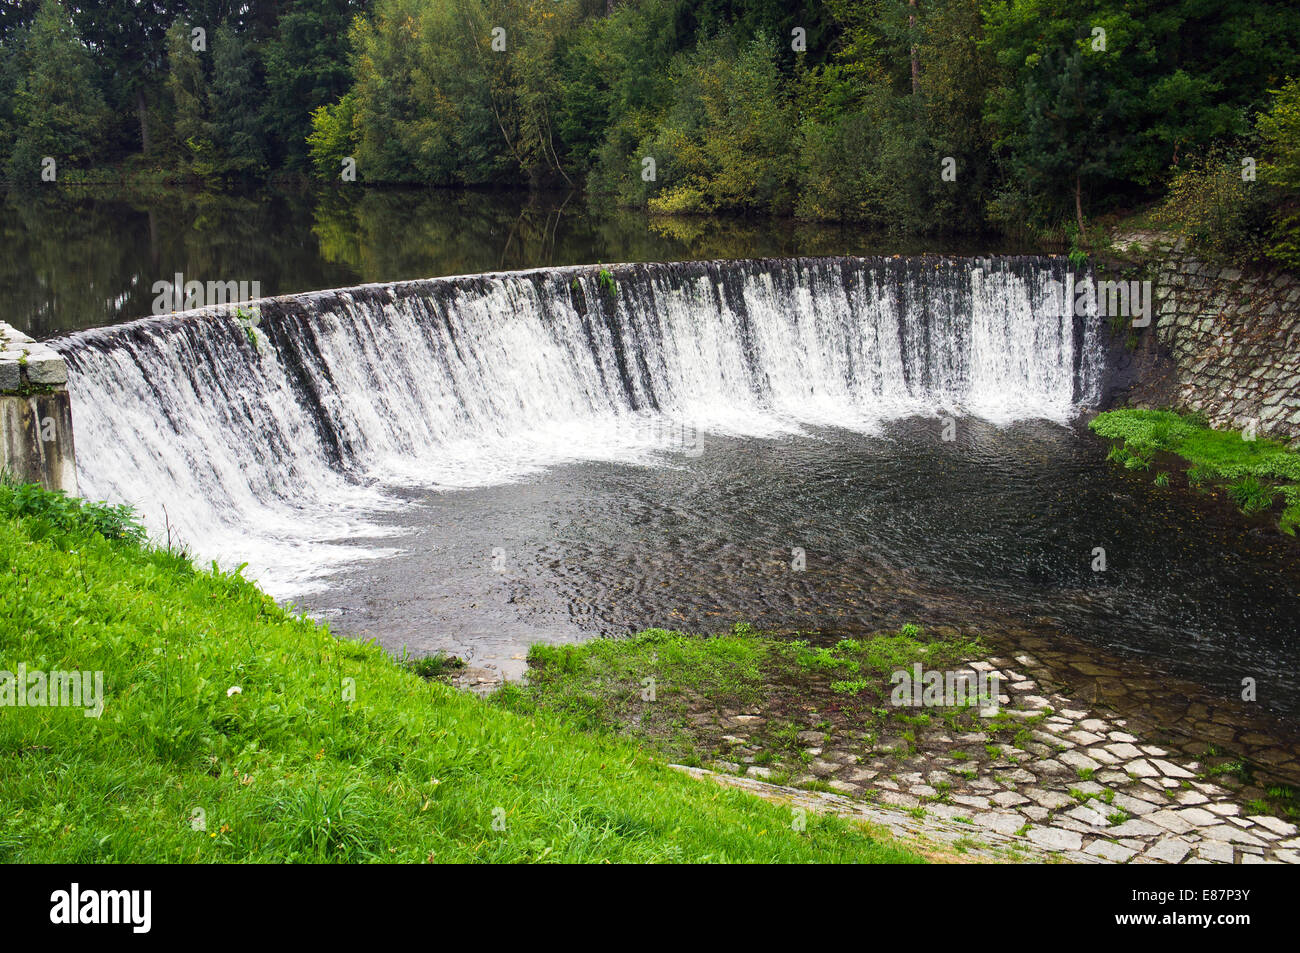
3, 185, 1038, 338
303, 417, 1300, 723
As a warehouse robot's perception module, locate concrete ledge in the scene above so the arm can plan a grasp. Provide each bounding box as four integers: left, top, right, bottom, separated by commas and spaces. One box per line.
0, 321, 78, 494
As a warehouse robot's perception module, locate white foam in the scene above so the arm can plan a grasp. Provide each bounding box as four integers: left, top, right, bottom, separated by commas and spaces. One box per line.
58, 258, 1101, 597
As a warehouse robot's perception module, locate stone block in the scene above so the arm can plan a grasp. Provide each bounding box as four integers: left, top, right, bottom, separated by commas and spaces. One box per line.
24, 355, 67, 386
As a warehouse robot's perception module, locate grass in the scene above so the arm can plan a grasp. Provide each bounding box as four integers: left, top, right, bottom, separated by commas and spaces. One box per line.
401, 650, 466, 681
1089, 409, 1300, 533
0, 480, 922, 864
501, 623, 983, 758
1226, 475, 1278, 514
499, 621, 1003, 802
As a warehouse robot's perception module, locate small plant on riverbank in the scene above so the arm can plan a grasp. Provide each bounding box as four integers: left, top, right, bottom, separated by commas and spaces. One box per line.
1226, 475, 1278, 513
0, 474, 143, 543
401, 650, 466, 681
1281, 487, 1300, 535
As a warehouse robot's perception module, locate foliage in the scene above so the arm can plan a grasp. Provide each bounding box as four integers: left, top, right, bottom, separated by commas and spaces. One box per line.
163, 20, 268, 181
307, 92, 358, 178
262, 0, 367, 170
1090, 409, 1300, 531
0, 476, 144, 543
1154, 145, 1272, 262
1, 0, 1298, 234
3, 0, 107, 185
981, 0, 1300, 236
403, 650, 466, 680
637, 32, 796, 215
596, 267, 616, 296
1226, 475, 1277, 514
1257, 78, 1300, 268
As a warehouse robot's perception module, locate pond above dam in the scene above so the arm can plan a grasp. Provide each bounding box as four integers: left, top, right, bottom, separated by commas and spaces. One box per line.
3, 186, 1035, 339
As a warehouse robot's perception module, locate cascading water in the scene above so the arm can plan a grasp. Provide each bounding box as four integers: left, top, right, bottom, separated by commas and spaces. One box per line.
53, 256, 1105, 596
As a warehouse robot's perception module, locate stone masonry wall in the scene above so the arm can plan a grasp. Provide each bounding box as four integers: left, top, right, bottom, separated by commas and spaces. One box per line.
1113, 233, 1300, 447
0, 321, 78, 493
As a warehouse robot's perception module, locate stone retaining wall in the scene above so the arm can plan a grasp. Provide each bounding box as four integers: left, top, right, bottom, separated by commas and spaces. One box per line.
0, 321, 77, 493
1113, 233, 1300, 446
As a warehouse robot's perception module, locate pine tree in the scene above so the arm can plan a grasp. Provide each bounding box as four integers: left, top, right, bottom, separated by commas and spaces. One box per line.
208, 24, 268, 177
6, 0, 107, 185
165, 17, 211, 171
67, 0, 177, 155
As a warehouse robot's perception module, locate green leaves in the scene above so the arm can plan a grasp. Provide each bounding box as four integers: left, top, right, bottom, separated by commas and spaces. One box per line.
1091, 409, 1300, 530
4, 0, 107, 183
0, 478, 144, 544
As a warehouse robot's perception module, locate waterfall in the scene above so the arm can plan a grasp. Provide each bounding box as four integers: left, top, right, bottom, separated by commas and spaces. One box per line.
52, 256, 1104, 596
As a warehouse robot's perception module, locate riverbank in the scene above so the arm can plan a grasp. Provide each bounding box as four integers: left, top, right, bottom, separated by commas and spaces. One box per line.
1090, 409, 1300, 535
0, 479, 922, 863
500, 625, 1300, 863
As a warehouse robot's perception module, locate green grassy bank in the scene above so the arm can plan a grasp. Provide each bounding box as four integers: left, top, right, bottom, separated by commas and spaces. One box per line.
1090, 409, 1300, 534
496, 624, 999, 786
0, 480, 921, 864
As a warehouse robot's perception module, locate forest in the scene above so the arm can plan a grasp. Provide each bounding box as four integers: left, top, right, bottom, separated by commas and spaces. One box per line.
1, 0, 1299, 261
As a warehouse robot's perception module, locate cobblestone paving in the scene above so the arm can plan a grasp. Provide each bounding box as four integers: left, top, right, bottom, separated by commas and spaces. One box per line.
681, 650, 1299, 864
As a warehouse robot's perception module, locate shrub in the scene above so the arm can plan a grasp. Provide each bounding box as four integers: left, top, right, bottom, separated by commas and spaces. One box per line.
0, 477, 144, 543
1154, 144, 1272, 263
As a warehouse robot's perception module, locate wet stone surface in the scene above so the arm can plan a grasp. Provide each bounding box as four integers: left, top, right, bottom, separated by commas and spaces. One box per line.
670, 645, 1299, 864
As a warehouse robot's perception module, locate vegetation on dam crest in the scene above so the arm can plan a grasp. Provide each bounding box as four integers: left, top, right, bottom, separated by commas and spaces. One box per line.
0, 479, 922, 863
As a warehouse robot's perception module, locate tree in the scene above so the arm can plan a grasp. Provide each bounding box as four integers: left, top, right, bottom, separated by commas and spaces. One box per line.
0, 0, 40, 42
262, 0, 367, 169
982, 0, 1300, 231
1012, 45, 1119, 233
207, 24, 268, 177
6, 0, 107, 184
307, 91, 358, 178
332, 0, 586, 186
636, 32, 796, 215
1257, 78, 1300, 267
67, 1, 177, 155
165, 19, 269, 181
0, 30, 26, 166
165, 17, 211, 168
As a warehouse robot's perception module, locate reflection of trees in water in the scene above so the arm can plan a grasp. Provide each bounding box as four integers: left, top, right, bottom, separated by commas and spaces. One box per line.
311, 188, 586, 278
4, 185, 1036, 337
1, 190, 149, 339
4, 186, 355, 336
307, 188, 964, 278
